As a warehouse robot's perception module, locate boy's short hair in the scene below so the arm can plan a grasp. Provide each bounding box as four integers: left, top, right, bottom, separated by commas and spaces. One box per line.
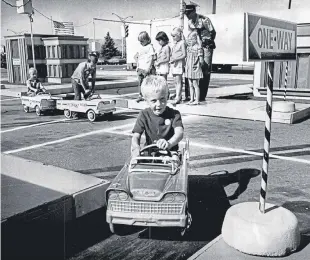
28, 67, 37, 75
141, 75, 168, 99
138, 31, 151, 45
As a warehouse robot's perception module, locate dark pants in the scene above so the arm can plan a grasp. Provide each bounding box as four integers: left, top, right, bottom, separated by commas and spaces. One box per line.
71, 79, 92, 118
72, 79, 92, 100
185, 48, 214, 101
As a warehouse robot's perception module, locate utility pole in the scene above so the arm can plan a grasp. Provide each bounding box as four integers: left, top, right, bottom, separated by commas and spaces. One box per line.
29, 12, 36, 69
212, 0, 216, 14
111, 13, 133, 58
180, 0, 185, 30
288, 0, 292, 9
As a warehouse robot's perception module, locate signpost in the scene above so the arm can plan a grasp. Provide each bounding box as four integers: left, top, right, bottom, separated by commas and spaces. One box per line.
244, 13, 297, 213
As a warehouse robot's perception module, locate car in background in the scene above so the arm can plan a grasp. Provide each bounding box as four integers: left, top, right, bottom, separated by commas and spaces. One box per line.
107, 56, 126, 65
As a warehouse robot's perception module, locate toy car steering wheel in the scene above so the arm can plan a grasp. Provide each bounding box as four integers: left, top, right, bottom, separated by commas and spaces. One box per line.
139, 144, 172, 157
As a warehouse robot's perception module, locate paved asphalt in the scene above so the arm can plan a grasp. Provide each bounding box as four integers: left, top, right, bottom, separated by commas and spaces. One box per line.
1, 75, 310, 260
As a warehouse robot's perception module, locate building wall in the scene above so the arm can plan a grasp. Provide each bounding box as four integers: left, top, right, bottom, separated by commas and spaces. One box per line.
42, 38, 89, 83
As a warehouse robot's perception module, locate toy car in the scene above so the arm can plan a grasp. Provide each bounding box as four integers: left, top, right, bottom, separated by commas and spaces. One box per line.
20, 92, 57, 116
56, 93, 116, 122
106, 140, 191, 236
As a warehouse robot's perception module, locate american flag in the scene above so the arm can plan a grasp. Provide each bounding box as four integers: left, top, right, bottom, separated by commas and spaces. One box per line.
53, 21, 75, 35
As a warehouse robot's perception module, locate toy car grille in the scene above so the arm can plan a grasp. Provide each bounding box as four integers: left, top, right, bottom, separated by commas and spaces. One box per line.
41, 100, 55, 107
109, 201, 183, 215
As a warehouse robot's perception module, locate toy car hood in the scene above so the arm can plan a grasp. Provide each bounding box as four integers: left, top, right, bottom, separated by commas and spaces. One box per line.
106, 157, 187, 202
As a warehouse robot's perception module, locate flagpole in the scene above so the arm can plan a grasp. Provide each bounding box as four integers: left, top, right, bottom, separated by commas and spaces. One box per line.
93, 18, 95, 40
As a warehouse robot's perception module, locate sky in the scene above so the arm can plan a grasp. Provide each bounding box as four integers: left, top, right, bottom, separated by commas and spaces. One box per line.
0, 0, 213, 45
1, 0, 310, 46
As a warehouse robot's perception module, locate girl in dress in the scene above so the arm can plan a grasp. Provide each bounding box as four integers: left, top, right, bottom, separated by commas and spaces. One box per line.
170, 27, 186, 104
154, 31, 171, 80
185, 27, 204, 105
135, 31, 156, 102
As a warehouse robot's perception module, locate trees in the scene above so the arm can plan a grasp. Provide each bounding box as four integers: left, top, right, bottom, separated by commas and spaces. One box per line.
100, 32, 121, 59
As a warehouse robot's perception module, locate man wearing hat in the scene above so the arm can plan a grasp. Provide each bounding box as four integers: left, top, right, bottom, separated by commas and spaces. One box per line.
71, 51, 99, 118
184, 2, 216, 101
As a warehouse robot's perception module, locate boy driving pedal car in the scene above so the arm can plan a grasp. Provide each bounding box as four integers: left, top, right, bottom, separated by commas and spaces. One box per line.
131, 75, 184, 165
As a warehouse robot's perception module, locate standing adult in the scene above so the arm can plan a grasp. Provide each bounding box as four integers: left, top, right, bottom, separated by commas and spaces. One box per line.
71, 51, 99, 119
184, 3, 216, 101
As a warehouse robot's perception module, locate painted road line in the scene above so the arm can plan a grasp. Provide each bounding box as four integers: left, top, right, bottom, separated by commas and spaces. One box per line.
0, 118, 71, 134
1, 108, 131, 134
0, 98, 20, 102
101, 129, 310, 165
190, 141, 310, 165
3, 122, 135, 155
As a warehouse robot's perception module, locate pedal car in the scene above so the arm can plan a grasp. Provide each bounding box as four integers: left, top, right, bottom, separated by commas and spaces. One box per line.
20, 92, 56, 116
56, 93, 116, 122
106, 140, 191, 236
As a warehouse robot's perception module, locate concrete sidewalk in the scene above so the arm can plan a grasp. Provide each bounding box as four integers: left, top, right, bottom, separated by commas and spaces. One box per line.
0, 77, 139, 97
188, 235, 310, 260
112, 92, 310, 124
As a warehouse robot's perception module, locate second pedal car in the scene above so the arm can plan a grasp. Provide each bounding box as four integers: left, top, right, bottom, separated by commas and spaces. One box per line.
56, 93, 116, 122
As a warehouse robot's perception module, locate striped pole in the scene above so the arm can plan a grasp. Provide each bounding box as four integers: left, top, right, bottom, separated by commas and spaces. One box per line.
259, 62, 274, 214
284, 61, 288, 101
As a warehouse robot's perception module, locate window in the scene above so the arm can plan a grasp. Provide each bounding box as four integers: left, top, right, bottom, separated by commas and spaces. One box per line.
53, 46, 58, 58
48, 65, 52, 77
11, 40, 19, 58
53, 65, 57, 77
51, 46, 55, 58
297, 54, 310, 89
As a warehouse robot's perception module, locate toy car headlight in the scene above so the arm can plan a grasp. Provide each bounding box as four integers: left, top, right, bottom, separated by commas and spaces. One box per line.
98, 102, 105, 109
108, 191, 118, 200
118, 192, 129, 201
174, 193, 186, 202
163, 193, 174, 202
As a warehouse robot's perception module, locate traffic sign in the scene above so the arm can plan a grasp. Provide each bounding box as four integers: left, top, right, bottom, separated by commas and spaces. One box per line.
244, 13, 297, 61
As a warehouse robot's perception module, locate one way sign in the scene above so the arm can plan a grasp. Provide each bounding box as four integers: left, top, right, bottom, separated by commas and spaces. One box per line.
244, 13, 297, 61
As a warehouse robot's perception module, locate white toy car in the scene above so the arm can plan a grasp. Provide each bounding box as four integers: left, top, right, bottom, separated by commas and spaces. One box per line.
56, 94, 116, 122
20, 92, 57, 116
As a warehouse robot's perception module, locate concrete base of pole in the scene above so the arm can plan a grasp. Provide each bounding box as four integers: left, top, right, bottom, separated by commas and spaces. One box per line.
221, 202, 300, 257
273, 101, 296, 113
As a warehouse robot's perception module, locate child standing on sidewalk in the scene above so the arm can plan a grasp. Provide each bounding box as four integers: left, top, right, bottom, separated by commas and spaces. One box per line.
154, 31, 171, 80
185, 28, 204, 105
170, 27, 186, 104
135, 31, 156, 103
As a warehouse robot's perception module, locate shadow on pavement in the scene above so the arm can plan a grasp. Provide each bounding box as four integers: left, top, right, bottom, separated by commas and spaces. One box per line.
213, 168, 261, 200
282, 200, 310, 252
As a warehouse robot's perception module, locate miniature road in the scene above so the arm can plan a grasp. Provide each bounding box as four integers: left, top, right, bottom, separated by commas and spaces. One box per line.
1, 81, 310, 259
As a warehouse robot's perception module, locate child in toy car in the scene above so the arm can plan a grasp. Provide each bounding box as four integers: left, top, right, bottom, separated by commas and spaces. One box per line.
26, 68, 46, 96
131, 75, 184, 165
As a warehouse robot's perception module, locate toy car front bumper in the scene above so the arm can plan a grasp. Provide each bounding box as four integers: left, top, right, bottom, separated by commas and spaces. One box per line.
106, 210, 187, 227
98, 107, 116, 114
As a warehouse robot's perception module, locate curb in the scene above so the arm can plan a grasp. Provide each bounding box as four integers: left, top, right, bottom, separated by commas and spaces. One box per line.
1, 153, 110, 220
0, 79, 139, 98
1, 153, 111, 259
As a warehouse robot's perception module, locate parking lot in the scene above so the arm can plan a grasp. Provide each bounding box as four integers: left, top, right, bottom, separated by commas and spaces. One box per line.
1, 84, 310, 260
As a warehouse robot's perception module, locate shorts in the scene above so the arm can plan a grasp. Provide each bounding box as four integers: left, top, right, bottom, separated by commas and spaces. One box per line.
156, 63, 170, 75
170, 60, 184, 75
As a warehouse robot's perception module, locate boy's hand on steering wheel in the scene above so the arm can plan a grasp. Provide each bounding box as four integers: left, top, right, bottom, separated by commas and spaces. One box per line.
156, 139, 170, 150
